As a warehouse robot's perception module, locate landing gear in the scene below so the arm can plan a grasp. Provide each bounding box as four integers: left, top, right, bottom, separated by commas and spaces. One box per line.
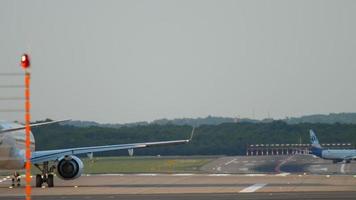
11, 172, 21, 187
35, 175, 42, 188
35, 174, 54, 188
34, 162, 55, 188
332, 160, 342, 164
346, 160, 351, 164
47, 174, 54, 187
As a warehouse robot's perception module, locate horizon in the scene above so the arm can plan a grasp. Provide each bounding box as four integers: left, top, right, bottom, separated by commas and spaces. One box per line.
22, 111, 356, 124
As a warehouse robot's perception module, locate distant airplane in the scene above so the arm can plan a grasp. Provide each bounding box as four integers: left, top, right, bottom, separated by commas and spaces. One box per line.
309, 129, 356, 164
0, 120, 194, 187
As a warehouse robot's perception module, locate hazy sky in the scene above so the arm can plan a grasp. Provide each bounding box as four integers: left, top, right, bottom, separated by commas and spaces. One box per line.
0, 0, 355, 123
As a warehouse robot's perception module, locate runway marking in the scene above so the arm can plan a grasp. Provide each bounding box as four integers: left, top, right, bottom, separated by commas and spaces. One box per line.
239, 168, 248, 171
135, 174, 158, 176
239, 183, 267, 193
224, 159, 237, 166
86, 174, 124, 177
341, 164, 346, 174
208, 174, 232, 176
172, 174, 193, 176
317, 168, 328, 172
276, 173, 290, 176
274, 155, 294, 173
244, 174, 267, 177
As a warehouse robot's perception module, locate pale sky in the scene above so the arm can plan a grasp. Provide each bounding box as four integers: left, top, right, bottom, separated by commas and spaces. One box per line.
0, 0, 355, 123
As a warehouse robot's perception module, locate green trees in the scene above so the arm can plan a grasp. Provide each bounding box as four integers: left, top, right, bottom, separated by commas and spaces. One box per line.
32, 121, 356, 156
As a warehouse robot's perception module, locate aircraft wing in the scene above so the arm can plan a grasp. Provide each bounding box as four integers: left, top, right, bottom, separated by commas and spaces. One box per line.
0, 120, 69, 134
31, 128, 194, 164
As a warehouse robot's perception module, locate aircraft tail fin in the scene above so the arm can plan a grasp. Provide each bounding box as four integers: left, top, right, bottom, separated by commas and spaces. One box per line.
310, 129, 322, 149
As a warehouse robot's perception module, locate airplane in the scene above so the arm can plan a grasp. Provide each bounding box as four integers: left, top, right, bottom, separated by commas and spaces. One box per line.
0, 120, 194, 187
309, 129, 356, 164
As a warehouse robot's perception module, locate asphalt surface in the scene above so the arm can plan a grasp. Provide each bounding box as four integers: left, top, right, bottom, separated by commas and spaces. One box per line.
1, 192, 356, 200
0, 174, 355, 197
201, 155, 356, 174
0, 155, 356, 199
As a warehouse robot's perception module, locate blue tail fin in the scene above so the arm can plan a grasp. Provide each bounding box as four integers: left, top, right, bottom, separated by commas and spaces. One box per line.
309, 129, 322, 157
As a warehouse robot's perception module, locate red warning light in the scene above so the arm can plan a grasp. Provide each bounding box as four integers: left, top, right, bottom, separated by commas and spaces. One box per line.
21, 54, 30, 69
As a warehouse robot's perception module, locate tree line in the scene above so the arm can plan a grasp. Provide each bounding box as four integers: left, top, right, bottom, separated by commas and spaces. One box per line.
32, 121, 356, 156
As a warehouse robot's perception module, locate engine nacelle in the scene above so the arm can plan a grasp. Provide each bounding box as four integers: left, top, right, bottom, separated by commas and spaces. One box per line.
56, 155, 84, 180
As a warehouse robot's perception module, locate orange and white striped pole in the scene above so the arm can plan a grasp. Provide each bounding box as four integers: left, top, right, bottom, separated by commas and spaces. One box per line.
21, 54, 31, 200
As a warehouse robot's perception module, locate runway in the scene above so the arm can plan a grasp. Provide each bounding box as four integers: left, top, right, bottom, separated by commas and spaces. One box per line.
2, 192, 356, 200
0, 173, 355, 199
0, 155, 356, 199
201, 155, 356, 174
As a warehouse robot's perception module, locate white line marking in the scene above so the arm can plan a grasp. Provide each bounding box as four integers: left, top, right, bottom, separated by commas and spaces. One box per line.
340, 164, 346, 174
172, 174, 193, 176
318, 168, 328, 172
208, 174, 232, 176
224, 159, 237, 166
85, 174, 124, 176
276, 173, 290, 176
275, 155, 294, 173
239, 183, 267, 193
244, 174, 267, 177
135, 174, 158, 176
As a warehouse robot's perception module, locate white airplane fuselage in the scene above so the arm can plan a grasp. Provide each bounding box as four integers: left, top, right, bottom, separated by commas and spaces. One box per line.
321, 149, 356, 160
0, 122, 35, 170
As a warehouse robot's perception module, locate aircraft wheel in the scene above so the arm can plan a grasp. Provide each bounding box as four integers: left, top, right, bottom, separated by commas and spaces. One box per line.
47, 174, 54, 187
346, 160, 351, 164
16, 177, 20, 187
36, 175, 43, 188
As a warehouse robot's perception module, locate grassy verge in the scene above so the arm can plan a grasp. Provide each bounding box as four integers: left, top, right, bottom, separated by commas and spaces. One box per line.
82, 156, 214, 174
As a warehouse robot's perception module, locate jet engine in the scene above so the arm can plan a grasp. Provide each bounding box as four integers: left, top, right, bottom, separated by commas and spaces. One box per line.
56, 155, 83, 180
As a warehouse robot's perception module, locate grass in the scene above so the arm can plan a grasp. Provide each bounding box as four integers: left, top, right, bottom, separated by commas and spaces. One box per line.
0, 156, 214, 176
82, 156, 214, 174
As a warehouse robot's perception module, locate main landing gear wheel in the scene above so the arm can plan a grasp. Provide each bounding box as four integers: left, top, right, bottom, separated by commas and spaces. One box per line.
35, 175, 43, 188
34, 161, 56, 188
11, 172, 21, 187
35, 174, 54, 188
47, 174, 54, 187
